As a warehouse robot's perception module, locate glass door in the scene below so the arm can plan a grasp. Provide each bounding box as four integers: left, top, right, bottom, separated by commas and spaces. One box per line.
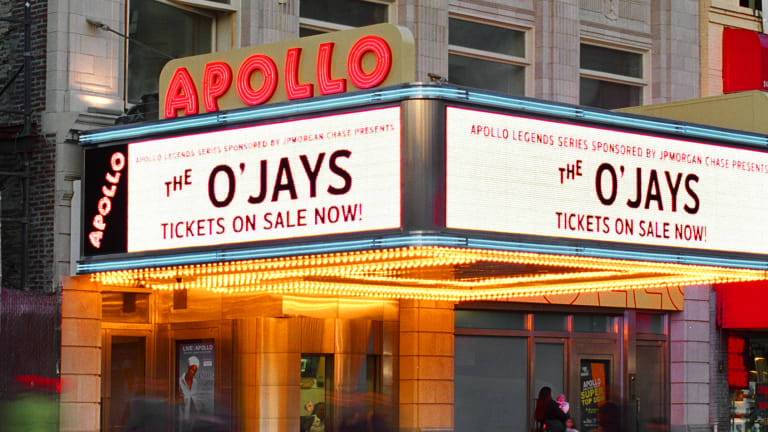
102, 331, 151, 432
572, 338, 617, 432
636, 341, 667, 432
300, 354, 333, 432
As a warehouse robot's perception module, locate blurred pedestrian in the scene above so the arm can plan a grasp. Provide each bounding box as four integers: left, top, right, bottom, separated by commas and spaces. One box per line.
534, 386, 569, 432
0, 375, 59, 432
589, 401, 620, 432
123, 397, 172, 432
557, 394, 570, 414
566, 418, 579, 432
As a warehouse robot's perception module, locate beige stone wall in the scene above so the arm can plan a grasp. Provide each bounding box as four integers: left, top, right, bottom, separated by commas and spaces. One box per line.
399, 300, 454, 431
60, 277, 102, 432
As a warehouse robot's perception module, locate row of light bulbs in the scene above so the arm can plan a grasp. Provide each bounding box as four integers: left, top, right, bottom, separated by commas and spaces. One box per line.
88, 246, 768, 300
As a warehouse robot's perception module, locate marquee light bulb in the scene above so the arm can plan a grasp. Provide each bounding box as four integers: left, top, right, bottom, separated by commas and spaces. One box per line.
87, 246, 767, 301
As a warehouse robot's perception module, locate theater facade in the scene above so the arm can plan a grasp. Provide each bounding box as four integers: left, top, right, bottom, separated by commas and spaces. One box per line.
61, 25, 768, 432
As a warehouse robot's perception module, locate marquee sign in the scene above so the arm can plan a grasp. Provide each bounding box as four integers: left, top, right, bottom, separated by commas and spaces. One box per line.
446, 106, 768, 255
83, 106, 401, 256
159, 24, 414, 119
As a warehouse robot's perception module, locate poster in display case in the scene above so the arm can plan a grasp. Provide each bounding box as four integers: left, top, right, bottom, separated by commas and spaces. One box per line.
176, 339, 215, 430
580, 359, 610, 432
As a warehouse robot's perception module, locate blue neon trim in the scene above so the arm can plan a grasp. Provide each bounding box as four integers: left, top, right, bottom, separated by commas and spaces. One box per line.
76, 234, 768, 273
79, 84, 768, 148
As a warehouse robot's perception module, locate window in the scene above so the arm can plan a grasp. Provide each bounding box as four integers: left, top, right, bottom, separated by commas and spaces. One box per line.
448, 17, 528, 96
102, 292, 150, 323
126, 0, 239, 111
574, 314, 614, 333
740, 0, 762, 11
299, 0, 389, 36
533, 313, 566, 332
579, 43, 645, 109
455, 310, 526, 330
127, 0, 213, 105
636, 313, 665, 334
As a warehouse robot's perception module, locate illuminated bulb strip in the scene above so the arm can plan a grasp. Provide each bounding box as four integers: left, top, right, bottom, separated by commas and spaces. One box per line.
438, 247, 768, 278
90, 248, 468, 285
184, 273, 727, 302
312, 271, 629, 289
88, 246, 768, 294
171, 272, 762, 302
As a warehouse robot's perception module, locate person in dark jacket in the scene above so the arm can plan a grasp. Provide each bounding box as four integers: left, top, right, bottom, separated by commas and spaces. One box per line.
534, 386, 569, 432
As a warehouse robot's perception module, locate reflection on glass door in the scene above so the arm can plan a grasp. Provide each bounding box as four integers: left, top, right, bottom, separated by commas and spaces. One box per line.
106, 335, 147, 432
300, 355, 332, 432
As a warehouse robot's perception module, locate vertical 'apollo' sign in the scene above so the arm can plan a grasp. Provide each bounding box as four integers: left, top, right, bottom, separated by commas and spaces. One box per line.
158, 24, 415, 118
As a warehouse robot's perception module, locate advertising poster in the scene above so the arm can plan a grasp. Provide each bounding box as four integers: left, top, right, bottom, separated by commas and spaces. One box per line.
127, 107, 401, 253
580, 359, 609, 432
446, 106, 768, 255
176, 340, 215, 429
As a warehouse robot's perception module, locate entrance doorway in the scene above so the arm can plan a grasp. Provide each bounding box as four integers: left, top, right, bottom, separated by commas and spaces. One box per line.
101, 331, 151, 432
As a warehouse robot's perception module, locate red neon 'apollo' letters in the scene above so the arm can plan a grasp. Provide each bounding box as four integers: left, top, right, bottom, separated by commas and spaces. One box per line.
202, 62, 232, 112
163, 34, 394, 117
164, 68, 198, 118
285, 48, 314, 99
347, 35, 392, 89
317, 43, 346, 95
236, 54, 279, 106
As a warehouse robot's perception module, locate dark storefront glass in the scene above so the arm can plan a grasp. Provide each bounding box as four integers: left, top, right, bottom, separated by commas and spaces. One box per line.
534, 342, 565, 399
455, 335, 528, 432
574, 315, 614, 333
533, 313, 566, 332
455, 310, 526, 330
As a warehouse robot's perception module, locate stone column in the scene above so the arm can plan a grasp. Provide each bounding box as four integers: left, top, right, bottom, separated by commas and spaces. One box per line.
399, 300, 454, 431
535, 0, 580, 104
241, 0, 299, 46
396, 0, 449, 82
651, 0, 700, 102
59, 276, 102, 432
670, 284, 712, 432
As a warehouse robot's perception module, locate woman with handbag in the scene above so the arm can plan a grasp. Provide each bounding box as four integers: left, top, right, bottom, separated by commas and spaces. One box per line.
534, 386, 569, 432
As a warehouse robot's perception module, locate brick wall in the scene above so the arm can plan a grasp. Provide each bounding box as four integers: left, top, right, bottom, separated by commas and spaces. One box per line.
0, 0, 52, 292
